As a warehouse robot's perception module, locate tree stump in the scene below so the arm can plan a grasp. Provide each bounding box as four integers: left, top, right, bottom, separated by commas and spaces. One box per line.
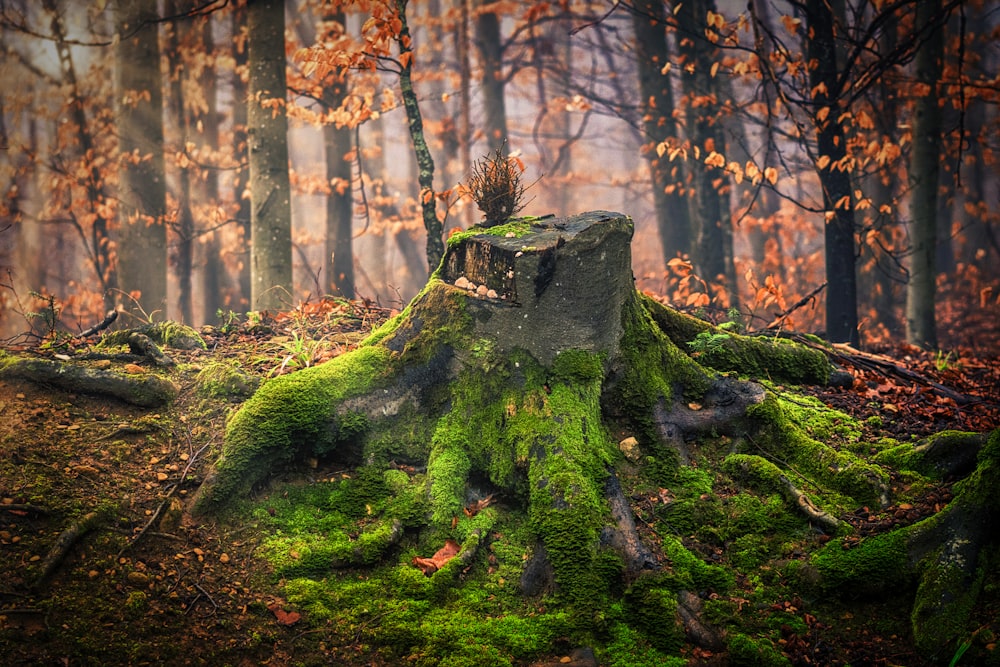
190, 211, 995, 661
439, 211, 634, 365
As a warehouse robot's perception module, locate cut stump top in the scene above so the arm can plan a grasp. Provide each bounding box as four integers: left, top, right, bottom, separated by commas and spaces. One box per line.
440, 210, 634, 366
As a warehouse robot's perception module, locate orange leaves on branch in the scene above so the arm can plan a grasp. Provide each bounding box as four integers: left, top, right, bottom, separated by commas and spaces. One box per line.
780, 15, 801, 35
412, 539, 461, 576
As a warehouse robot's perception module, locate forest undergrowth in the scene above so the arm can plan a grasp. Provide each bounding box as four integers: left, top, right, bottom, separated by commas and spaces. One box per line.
0, 290, 997, 666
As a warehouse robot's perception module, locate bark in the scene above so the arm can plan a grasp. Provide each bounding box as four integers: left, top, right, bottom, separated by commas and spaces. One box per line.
905, 0, 945, 349
395, 0, 443, 271
0, 354, 179, 407
115, 0, 167, 322
676, 0, 736, 304
167, 0, 195, 324
247, 0, 293, 312
306, 9, 356, 299
232, 5, 253, 311
631, 0, 692, 263
199, 14, 224, 323
474, 0, 509, 154
805, 0, 859, 345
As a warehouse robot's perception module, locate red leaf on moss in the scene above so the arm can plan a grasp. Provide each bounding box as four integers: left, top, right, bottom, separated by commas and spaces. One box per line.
412, 539, 461, 576
268, 602, 301, 626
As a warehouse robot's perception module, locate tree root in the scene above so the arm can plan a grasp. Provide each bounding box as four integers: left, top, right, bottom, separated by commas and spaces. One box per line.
602, 469, 658, 575
33, 511, 104, 591
724, 454, 841, 532
0, 356, 178, 407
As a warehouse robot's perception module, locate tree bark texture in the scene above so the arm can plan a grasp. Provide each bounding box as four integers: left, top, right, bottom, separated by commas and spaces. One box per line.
247, 0, 293, 312
905, 0, 945, 350
115, 0, 167, 322
322, 11, 356, 299
806, 0, 859, 345
474, 0, 509, 154
677, 0, 736, 304
631, 0, 692, 264
396, 0, 444, 272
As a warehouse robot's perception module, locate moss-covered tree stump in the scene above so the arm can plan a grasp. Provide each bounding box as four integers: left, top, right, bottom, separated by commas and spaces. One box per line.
191, 211, 996, 664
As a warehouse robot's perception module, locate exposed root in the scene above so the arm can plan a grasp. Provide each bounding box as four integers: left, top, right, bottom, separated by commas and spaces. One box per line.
33, 511, 104, 591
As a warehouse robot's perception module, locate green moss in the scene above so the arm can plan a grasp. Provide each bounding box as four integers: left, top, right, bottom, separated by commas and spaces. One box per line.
660, 535, 733, 593
602, 620, 687, 667
811, 530, 911, 594
197, 345, 393, 508
642, 295, 830, 385
445, 220, 532, 249
746, 395, 888, 507
550, 349, 604, 384
609, 294, 712, 441
727, 633, 791, 667
623, 579, 684, 652
194, 361, 259, 398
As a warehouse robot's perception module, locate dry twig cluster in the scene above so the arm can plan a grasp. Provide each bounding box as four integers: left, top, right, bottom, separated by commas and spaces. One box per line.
466, 144, 526, 227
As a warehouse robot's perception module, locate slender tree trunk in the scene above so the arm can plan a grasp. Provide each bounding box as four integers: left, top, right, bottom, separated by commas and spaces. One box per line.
323, 11, 355, 299
114, 0, 167, 321
247, 0, 293, 312
632, 0, 692, 264
200, 13, 224, 324
232, 5, 252, 311
168, 0, 194, 324
395, 0, 443, 271
906, 0, 945, 349
805, 0, 858, 345
458, 0, 473, 227
676, 0, 736, 304
474, 0, 508, 154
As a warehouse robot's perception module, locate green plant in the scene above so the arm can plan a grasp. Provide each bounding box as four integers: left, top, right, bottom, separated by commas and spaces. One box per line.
948, 638, 971, 667
26, 290, 61, 335
687, 331, 732, 357
266, 330, 332, 376
216, 308, 243, 334
934, 350, 958, 372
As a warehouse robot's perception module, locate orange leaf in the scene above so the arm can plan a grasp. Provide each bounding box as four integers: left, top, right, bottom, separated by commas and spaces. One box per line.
412, 539, 461, 576
268, 603, 301, 626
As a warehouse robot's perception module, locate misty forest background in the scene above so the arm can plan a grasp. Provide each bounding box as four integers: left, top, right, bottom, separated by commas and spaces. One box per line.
1, 0, 997, 352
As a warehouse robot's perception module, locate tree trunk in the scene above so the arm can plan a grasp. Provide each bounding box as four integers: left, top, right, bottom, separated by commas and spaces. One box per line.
631, 0, 692, 265
322, 11, 355, 299
190, 208, 994, 662
199, 13, 224, 324
232, 5, 252, 312
905, 0, 944, 349
395, 0, 443, 272
805, 0, 859, 345
474, 0, 508, 153
247, 0, 293, 312
676, 0, 736, 305
167, 0, 194, 324
45, 0, 119, 311
114, 0, 167, 322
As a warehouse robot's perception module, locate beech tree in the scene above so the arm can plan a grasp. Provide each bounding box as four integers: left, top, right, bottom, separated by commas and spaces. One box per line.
247, 0, 293, 312
905, 0, 946, 350
631, 0, 692, 266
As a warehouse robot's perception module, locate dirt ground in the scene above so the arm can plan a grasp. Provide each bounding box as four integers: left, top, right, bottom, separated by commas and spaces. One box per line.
1, 297, 997, 666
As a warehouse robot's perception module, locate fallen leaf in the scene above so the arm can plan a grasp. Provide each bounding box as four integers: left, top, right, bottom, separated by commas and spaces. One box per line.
268, 602, 301, 626
412, 539, 461, 575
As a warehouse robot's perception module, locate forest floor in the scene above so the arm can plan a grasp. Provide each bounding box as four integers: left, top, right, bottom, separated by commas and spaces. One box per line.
0, 294, 997, 666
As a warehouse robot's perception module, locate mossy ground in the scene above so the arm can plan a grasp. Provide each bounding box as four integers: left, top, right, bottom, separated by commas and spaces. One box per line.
1, 297, 997, 666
